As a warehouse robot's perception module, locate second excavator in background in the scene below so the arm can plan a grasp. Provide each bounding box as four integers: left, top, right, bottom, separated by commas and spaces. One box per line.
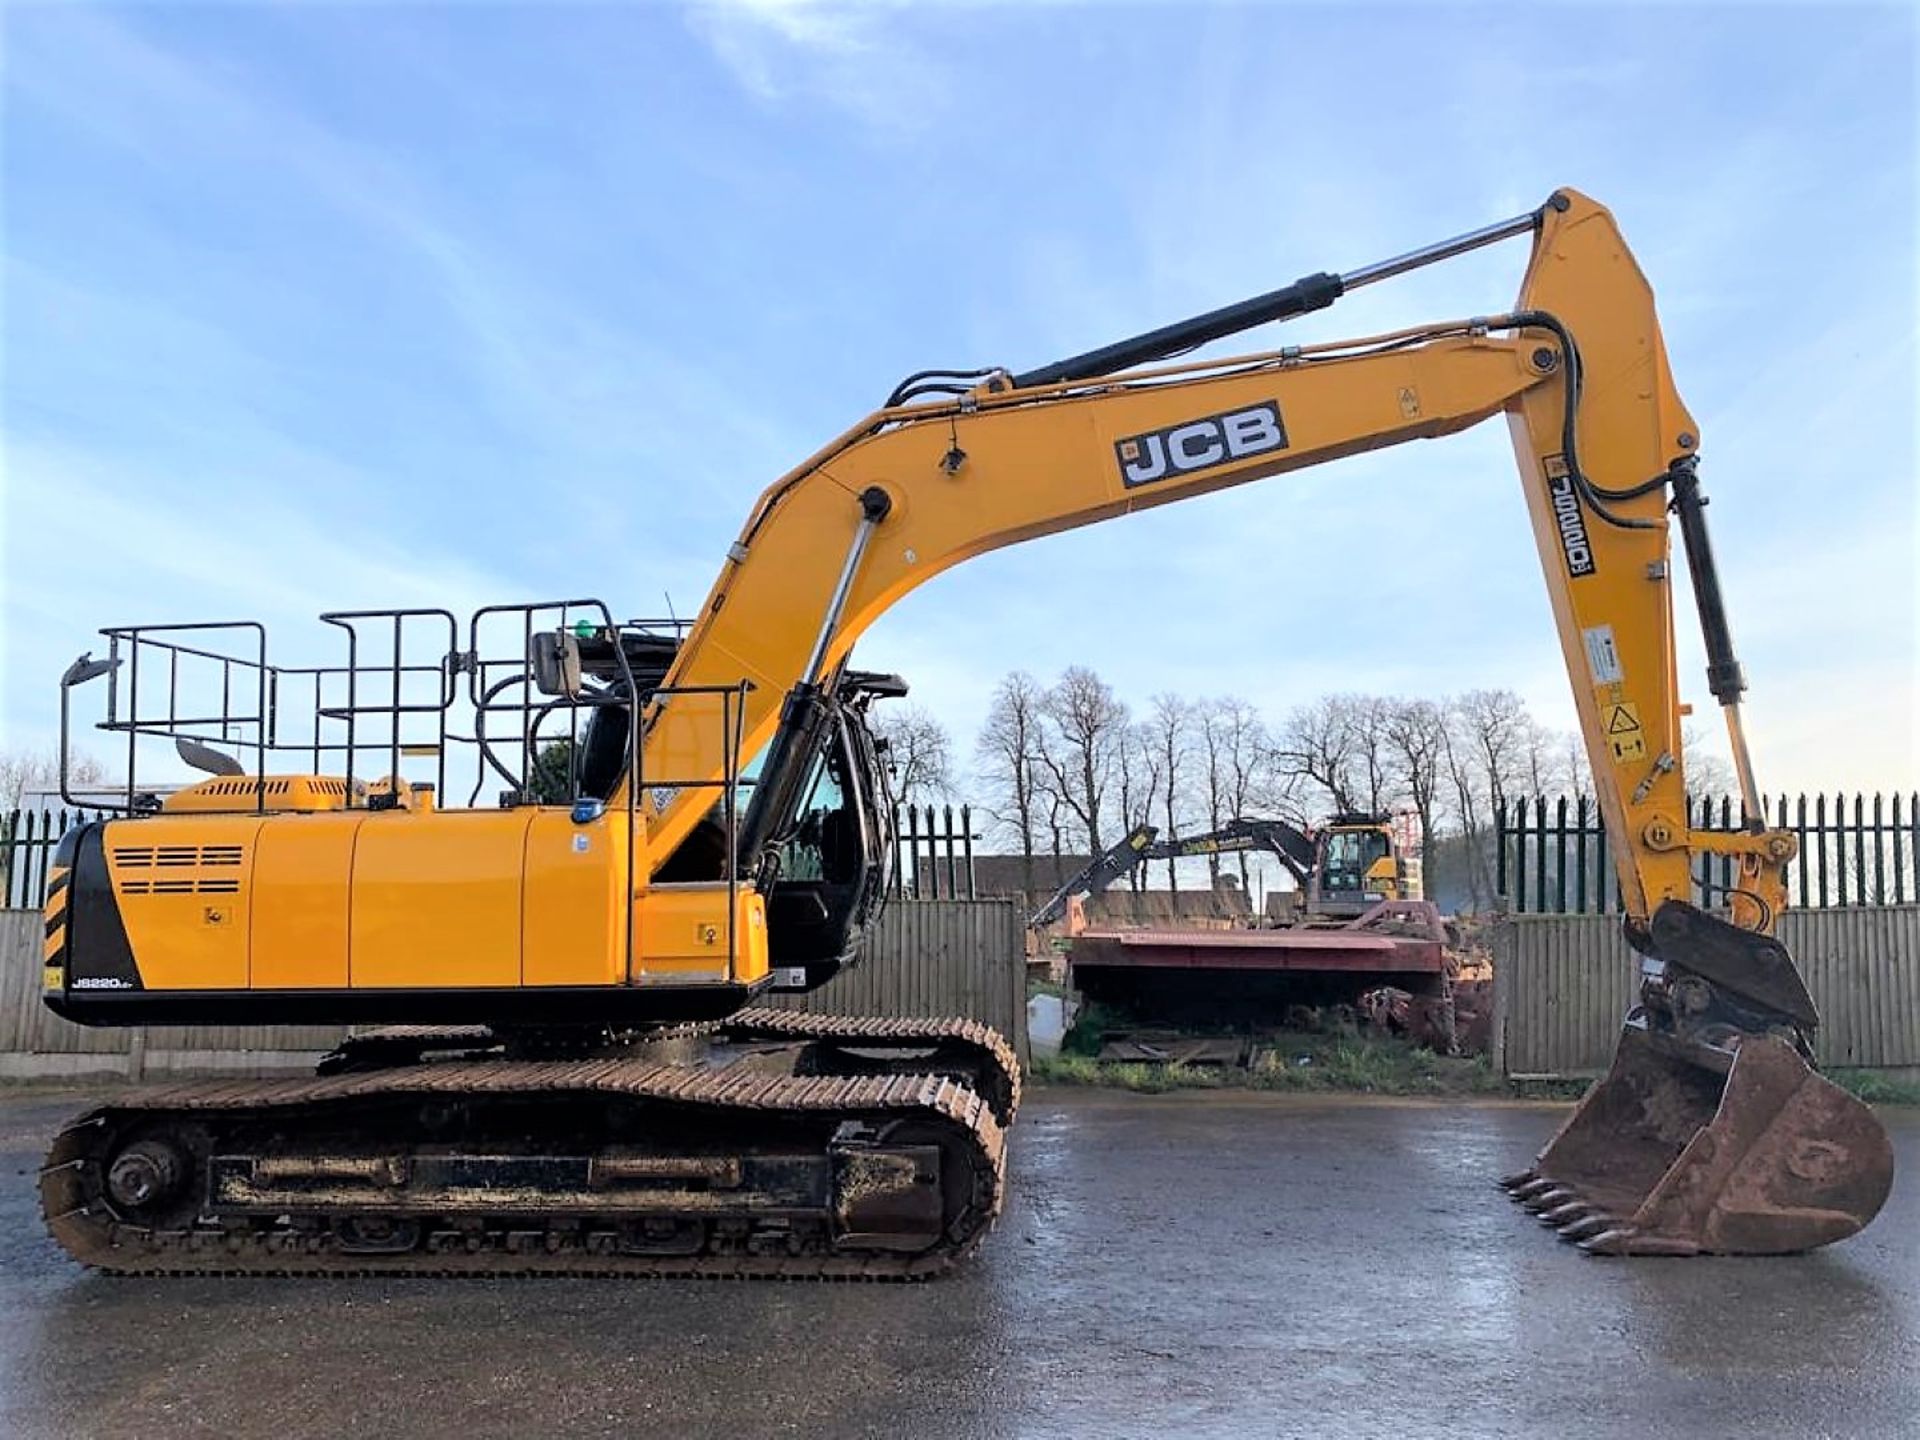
1029, 813, 1421, 929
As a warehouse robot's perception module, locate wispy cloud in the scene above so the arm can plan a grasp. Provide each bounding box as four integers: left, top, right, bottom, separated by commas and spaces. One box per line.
682, 0, 947, 135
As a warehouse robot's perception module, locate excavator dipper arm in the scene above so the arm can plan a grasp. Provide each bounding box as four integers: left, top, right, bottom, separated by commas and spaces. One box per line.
1028, 819, 1322, 927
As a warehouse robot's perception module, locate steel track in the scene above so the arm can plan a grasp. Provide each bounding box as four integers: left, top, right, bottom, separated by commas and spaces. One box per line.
40, 1014, 1015, 1281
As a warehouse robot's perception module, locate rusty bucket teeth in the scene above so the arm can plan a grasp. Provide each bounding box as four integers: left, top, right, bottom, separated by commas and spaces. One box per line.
1577, 1227, 1638, 1256
1501, 1026, 1894, 1257
1557, 1214, 1616, 1243
1497, 1169, 1539, 1192
1539, 1200, 1596, 1226
1579, 1228, 1701, 1258
1521, 1186, 1577, 1213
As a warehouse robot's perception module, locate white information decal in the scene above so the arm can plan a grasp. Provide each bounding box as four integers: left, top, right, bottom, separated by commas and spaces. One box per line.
1583, 625, 1624, 686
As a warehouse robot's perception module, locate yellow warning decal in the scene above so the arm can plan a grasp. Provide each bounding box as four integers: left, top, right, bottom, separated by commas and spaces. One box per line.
1604, 701, 1646, 764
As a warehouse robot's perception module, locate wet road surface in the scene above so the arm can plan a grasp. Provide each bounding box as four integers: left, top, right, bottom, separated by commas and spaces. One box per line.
1, 1085, 1914, 1439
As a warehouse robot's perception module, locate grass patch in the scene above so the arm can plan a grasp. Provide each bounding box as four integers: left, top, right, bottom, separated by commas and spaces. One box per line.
1059, 999, 1128, 1058
1034, 1042, 1920, 1105
1034, 1028, 1587, 1099
1034, 1053, 1228, 1093
1832, 1069, 1920, 1107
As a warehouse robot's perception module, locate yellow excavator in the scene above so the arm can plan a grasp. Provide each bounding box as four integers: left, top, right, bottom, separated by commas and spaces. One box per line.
39, 189, 1892, 1275
1027, 813, 1419, 929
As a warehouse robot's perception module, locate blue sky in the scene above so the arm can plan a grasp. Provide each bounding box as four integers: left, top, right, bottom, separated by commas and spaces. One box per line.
3, 1, 1915, 797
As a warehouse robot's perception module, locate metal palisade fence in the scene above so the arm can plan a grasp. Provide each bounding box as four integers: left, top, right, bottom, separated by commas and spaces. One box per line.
892, 803, 979, 900
1497, 792, 1920, 914
3, 803, 985, 908
1, 808, 112, 910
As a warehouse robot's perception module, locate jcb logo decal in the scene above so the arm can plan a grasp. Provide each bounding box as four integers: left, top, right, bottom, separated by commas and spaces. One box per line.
1115, 402, 1287, 488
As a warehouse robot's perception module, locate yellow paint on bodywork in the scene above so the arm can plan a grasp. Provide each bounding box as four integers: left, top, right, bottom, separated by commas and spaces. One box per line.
633, 884, 767, 986
250, 812, 361, 989
106, 814, 263, 990
349, 809, 533, 989
522, 809, 630, 987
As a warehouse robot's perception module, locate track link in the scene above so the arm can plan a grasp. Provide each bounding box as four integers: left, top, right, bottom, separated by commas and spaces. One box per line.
721, 1008, 1022, 1127
315, 1011, 1021, 1129
40, 1054, 1005, 1280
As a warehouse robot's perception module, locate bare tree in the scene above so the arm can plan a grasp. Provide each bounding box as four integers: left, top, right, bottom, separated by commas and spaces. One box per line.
1, 747, 105, 810
1440, 689, 1535, 910
1148, 694, 1192, 895
1381, 698, 1446, 862
1681, 721, 1738, 805
1189, 696, 1272, 892
1276, 694, 1362, 813
1222, 701, 1272, 893
1037, 768, 1071, 868
1562, 731, 1591, 802
1035, 667, 1128, 855
1451, 689, 1531, 816
871, 703, 952, 803
974, 672, 1044, 896
1113, 723, 1163, 892
1520, 717, 1574, 801
1194, 699, 1232, 886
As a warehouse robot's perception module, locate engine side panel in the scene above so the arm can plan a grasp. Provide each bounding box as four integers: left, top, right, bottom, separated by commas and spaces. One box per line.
350, 809, 535, 989
251, 812, 360, 989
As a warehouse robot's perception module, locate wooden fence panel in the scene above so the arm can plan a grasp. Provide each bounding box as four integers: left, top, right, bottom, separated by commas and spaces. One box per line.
1496, 906, 1920, 1077
0, 911, 128, 1057
1, 899, 1028, 1075
765, 900, 1029, 1064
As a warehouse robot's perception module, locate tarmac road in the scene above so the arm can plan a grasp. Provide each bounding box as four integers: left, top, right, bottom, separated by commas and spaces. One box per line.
0, 1085, 1913, 1440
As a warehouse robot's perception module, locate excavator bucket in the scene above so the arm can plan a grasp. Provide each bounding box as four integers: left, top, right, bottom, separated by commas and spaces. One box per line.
1503, 1026, 1894, 1255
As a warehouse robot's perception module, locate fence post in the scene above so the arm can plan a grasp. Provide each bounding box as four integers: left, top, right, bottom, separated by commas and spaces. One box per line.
960, 804, 977, 900
1894, 793, 1907, 905
1854, 793, 1868, 909
906, 805, 922, 899
1873, 792, 1887, 904
1494, 798, 1508, 904
1795, 793, 1810, 908
1533, 795, 1548, 914
943, 804, 958, 898
1719, 795, 1734, 906
1815, 794, 1829, 907
1489, 917, 1510, 1077
1574, 795, 1589, 914
1554, 796, 1568, 912
889, 803, 902, 897
1511, 798, 1526, 914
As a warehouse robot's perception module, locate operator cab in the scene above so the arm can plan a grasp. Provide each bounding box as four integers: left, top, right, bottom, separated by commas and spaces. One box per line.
753, 675, 900, 990
562, 640, 901, 992
1313, 819, 1394, 913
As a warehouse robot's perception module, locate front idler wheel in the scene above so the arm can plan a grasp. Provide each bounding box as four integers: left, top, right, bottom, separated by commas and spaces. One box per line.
105, 1139, 189, 1214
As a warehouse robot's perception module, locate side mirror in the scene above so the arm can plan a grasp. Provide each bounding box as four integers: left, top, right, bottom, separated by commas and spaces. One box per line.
62, 652, 121, 688
530, 630, 583, 698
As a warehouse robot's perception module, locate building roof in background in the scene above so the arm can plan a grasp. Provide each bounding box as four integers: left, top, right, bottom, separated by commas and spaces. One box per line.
967, 852, 1090, 898
1085, 887, 1250, 925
